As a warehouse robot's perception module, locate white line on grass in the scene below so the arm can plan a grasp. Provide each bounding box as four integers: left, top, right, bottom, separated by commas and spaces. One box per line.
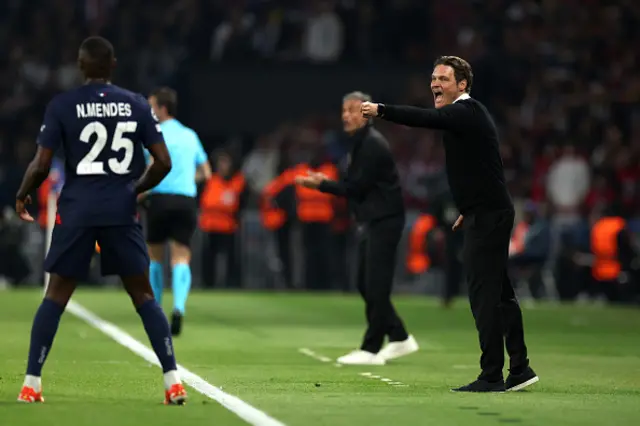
358, 371, 406, 387
66, 300, 286, 426
299, 348, 407, 387
298, 348, 332, 363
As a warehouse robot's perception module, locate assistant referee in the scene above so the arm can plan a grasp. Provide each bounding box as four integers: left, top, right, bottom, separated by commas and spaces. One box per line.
145, 87, 211, 336
361, 56, 538, 392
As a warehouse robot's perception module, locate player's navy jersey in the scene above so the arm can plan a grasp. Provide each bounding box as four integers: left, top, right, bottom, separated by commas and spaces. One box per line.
37, 83, 163, 227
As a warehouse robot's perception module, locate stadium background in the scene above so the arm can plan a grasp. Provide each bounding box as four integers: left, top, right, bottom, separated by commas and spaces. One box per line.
1, 2, 640, 425
0, 0, 639, 303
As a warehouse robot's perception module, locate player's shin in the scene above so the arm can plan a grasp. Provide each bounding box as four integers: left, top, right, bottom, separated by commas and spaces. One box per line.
26, 299, 64, 378
19, 299, 65, 401
136, 300, 181, 376
136, 299, 187, 404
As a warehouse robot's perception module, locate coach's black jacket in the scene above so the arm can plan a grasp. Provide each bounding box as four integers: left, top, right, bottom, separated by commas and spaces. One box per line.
319, 124, 405, 223
378, 96, 512, 215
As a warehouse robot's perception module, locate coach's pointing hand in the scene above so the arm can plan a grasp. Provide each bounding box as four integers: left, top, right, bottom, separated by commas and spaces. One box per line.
361, 102, 379, 118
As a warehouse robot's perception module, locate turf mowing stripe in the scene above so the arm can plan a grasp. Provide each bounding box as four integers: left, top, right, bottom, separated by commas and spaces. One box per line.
66, 300, 286, 426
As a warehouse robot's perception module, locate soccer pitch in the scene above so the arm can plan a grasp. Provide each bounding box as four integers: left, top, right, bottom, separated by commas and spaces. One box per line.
2, 289, 639, 426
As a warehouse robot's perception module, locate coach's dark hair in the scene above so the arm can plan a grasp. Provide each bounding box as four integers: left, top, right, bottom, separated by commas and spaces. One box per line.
79, 36, 115, 79
434, 56, 473, 94
342, 91, 372, 103
150, 87, 178, 117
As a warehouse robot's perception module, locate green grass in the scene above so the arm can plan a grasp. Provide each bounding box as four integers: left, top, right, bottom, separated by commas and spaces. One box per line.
1, 288, 639, 426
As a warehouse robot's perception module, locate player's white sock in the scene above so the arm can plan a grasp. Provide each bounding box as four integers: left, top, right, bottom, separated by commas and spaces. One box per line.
23, 375, 42, 392
163, 370, 181, 389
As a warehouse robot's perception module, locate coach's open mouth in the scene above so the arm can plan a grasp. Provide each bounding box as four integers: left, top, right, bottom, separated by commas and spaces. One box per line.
433, 90, 443, 104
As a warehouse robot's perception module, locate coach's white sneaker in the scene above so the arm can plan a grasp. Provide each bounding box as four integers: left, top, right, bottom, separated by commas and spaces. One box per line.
336, 350, 386, 365
378, 335, 419, 361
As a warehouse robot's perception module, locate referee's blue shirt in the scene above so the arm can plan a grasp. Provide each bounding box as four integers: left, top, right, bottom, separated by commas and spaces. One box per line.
148, 118, 208, 198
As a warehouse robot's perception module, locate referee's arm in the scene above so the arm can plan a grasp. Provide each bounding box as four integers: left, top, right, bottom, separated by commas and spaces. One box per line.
196, 161, 212, 183
375, 103, 473, 131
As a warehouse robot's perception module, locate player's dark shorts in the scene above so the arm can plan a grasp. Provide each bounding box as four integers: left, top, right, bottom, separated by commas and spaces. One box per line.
44, 224, 149, 280
145, 194, 197, 246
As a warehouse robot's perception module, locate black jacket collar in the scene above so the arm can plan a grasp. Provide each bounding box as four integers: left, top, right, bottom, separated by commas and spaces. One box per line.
345, 123, 371, 152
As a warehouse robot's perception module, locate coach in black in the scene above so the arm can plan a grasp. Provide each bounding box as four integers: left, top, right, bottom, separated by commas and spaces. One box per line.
296, 91, 418, 366
361, 56, 538, 392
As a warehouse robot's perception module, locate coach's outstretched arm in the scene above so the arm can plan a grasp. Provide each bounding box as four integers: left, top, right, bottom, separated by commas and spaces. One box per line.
361, 101, 472, 131
134, 142, 172, 195
294, 146, 379, 199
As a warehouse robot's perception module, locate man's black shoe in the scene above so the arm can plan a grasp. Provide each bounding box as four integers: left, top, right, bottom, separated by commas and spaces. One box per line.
451, 379, 505, 393
171, 310, 183, 337
506, 367, 539, 391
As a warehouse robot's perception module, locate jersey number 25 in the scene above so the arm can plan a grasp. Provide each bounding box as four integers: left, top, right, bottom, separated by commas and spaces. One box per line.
77, 121, 137, 175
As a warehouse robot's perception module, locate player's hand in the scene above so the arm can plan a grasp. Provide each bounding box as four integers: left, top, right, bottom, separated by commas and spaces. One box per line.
452, 214, 463, 231
15, 195, 34, 222
361, 102, 379, 118
294, 171, 327, 189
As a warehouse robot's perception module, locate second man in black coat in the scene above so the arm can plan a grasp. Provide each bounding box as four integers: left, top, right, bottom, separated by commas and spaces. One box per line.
295, 91, 419, 365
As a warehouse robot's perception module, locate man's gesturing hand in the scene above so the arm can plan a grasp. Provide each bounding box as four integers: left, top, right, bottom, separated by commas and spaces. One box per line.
294, 170, 328, 189
361, 102, 379, 118
452, 214, 464, 231
16, 195, 34, 222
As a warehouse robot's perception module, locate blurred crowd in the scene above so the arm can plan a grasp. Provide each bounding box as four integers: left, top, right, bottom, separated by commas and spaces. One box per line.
1, 0, 639, 302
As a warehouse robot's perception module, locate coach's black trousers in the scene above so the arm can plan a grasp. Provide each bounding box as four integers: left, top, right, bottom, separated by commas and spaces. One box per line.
462, 208, 530, 381
301, 222, 332, 290
357, 215, 409, 353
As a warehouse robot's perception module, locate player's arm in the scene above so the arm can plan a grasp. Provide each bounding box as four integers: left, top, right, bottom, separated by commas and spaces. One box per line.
15, 146, 55, 222
364, 101, 472, 131
134, 102, 172, 194
15, 101, 62, 221
134, 142, 172, 195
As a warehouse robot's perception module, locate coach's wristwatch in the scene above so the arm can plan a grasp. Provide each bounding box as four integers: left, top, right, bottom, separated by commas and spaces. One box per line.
377, 103, 386, 118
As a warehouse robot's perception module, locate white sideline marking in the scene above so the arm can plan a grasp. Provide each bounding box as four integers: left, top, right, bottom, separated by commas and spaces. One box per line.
359, 372, 406, 387
299, 349, 407, 387
66, 300, 286, 426
298, 348, 332, 363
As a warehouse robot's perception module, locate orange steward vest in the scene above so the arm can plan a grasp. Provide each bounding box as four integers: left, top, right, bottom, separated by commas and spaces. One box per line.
294, 163, 338, 223
261, 169, 295, 231
37, 177, 53, 228
199, 173, 245, 234
509, 221, 529, 255
406, 214, 436, 274
591, 217, 626, 281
